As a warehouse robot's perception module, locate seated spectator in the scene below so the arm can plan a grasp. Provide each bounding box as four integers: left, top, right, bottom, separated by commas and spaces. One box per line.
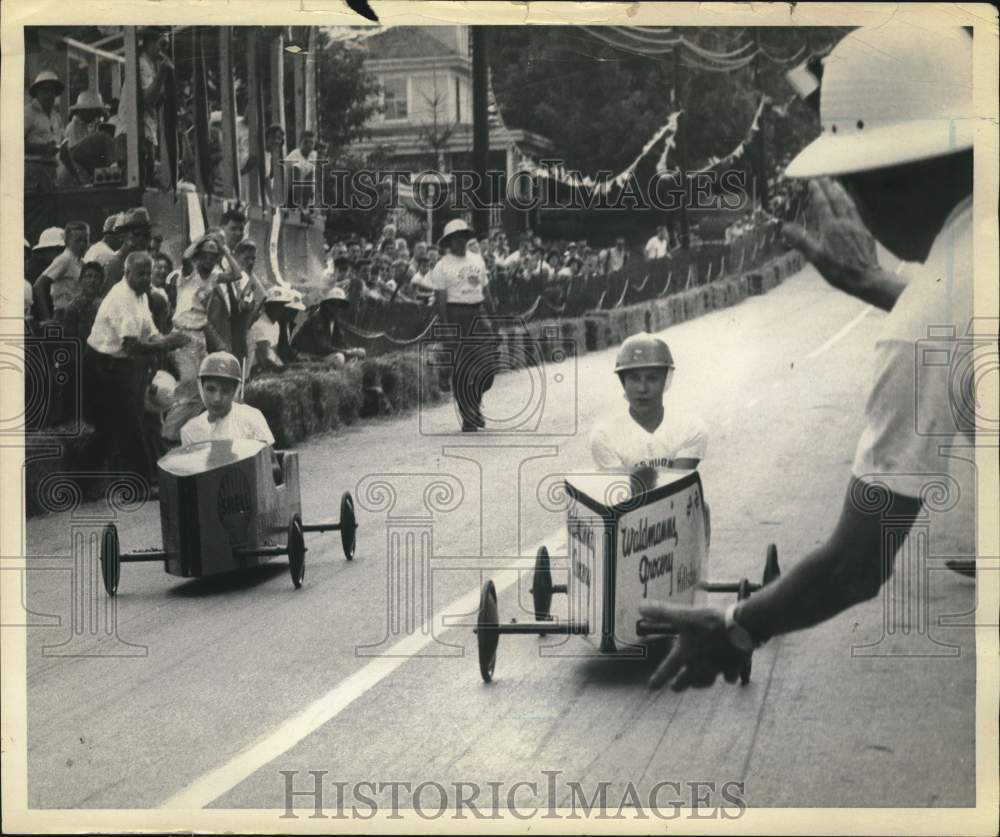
83, 251, 188, 489
25, 71, 64, 192
248, 285, 305, 375
394, 237, 410, 262
33, 221, 89, 322
408, 241, 428, 277
291, 288, 366, 368
84, 213, 123, 266
233, 239, 269, 308
58, 91, 115, 186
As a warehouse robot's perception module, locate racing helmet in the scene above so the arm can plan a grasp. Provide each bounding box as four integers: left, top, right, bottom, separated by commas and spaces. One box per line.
198, 351, 242, 383
614, 334, 675, 374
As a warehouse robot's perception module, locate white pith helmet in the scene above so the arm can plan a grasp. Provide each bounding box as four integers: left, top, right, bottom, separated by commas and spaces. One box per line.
785, 26, 974, 179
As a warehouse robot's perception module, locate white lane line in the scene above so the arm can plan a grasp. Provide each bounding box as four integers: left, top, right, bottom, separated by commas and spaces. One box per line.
162, 532, 565, 810
804, 305, 872, 360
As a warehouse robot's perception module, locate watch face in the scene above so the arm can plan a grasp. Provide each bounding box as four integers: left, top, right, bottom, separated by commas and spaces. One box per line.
727, 625, 754, 653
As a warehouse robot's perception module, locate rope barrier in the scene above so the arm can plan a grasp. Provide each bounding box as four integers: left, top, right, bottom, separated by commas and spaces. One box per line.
613, 279, 631, 309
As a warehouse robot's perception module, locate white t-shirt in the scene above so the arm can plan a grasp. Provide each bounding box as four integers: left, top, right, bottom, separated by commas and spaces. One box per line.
286, 147, 317, 178
172, 269, 215, 330
86, 279, 157, 357
249, 312, 280, 348
851, 197, 974, 499
180, 402, 275, 447
430, 252, 489, 304
591, 402, 707, 472
645, 234, 669, 260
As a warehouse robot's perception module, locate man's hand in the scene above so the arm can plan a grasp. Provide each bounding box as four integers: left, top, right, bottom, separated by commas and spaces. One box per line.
638, 604, 745, 691
781, 178, 903, 311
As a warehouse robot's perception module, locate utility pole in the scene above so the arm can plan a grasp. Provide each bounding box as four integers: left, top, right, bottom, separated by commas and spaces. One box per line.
472, 26, 490, 239
752, 29, 770, 212
672, 42, 690, 249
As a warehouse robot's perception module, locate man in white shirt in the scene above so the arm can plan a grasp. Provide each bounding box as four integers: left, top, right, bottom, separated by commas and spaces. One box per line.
286, 130, 318, 208
432, 218, 495, 431
638, 25, 979, 691
644, 225, 670, 261
33, 221, 89, 321
84, 251, 187, 487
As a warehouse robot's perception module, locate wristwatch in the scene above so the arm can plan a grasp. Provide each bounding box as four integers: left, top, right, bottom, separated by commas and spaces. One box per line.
724, 602, 755, 653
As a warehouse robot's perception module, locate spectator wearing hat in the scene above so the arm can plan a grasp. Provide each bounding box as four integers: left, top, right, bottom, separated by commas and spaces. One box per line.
431, 218, 496, 432
58, 91, 115, 186
84, 214, 124, 267
101, 207, 153, 294
25, 71, 64, 192
84, 251, 188, 487
291, 287, 366, 368
27, 226, 65, 286
639, 26, 978, 691
33, 221, 89, 322
248, 285, 306, 375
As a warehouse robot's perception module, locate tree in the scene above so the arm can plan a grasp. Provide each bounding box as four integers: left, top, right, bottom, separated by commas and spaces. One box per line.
314, 28, 383, 160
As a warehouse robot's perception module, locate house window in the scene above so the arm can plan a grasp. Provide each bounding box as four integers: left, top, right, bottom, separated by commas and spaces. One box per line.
383, 77, 408, 120
455, 77, 460, 122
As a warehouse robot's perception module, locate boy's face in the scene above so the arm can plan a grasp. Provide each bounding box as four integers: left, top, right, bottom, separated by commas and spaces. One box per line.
201, 377, 238, 421
621, 368, 668, 414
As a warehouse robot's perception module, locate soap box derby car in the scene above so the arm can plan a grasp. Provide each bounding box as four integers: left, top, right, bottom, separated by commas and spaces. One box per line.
99, 439, 358, 595
475, 469, 779, 683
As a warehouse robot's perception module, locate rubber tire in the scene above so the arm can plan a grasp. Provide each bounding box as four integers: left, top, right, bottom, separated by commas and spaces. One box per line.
737, 577, 752, 685
531, 546, 553, 621
288, 515, 306, 589
100, 524, 121, 597
340, 492, 357, 560
477, 580, 500, 683
763, 543, 780, 586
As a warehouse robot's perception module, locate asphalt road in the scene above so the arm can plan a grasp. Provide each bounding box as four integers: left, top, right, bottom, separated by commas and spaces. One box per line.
23, 262, 979, 814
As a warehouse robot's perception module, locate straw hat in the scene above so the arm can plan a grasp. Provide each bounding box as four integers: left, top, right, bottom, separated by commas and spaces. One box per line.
29, 70, 64, 95
785, 26, 974, 179
69, 90, 107, 113
437, 218, 475, 247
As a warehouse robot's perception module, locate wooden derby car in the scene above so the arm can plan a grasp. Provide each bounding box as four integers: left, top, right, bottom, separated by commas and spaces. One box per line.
475, 470, 779, 683
99, 439, 358, 595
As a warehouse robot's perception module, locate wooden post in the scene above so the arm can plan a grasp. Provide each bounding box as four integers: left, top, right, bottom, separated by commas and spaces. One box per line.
672, 43, 690, 249
471, 27, 490, 239
219, 27, 238, 199
304, 28, 317, 132
245, 29, 262, 207
270, 31, 286, 138
123, 27, 141, 189
293, 42, 306, 139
